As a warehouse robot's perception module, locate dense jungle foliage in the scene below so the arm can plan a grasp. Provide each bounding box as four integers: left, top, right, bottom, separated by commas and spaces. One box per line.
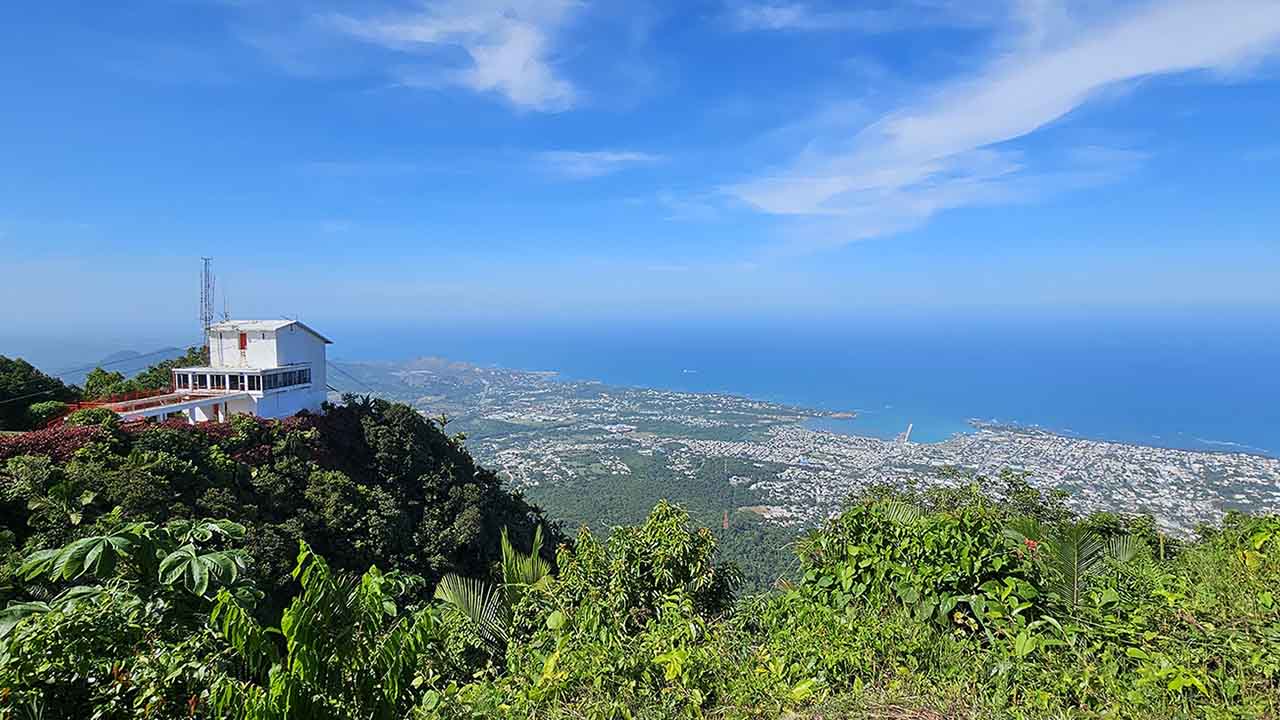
0, 397, 556, 615
0, 400, 1278, 719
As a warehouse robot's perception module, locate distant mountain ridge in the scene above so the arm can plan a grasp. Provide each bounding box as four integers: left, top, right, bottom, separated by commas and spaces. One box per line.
59, 347, 186, 385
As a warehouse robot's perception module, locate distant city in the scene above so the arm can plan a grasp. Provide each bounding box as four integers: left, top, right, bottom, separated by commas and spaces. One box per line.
340, 357, 1280, 536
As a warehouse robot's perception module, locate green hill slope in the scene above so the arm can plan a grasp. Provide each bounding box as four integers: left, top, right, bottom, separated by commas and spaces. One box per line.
0, 399, 1276, 719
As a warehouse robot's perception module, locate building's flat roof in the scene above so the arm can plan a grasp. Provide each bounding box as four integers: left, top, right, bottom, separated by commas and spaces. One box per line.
210, 319, 333, 344
115, 393, 252, 419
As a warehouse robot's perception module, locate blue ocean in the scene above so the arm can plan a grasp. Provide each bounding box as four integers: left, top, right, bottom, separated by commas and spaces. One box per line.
332, 312, 1280, 457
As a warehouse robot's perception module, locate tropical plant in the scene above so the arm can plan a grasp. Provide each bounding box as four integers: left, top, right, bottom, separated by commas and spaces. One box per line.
24, 480, 95, 528
0, 518, 248, 717
12, 518, 251, 603
1004, 519, 1139, 612
434, 525, 550, 651
209, 542, 444, 720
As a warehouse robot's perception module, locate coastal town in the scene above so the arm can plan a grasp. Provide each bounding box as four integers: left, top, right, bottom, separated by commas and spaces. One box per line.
343, 357, 1280, 535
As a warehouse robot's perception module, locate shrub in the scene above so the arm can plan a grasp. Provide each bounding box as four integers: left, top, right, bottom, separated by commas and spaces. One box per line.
24, 400, 68, 428
0, 425, 104, 463
63, 407, 121, 429
797, 498, 1040, 633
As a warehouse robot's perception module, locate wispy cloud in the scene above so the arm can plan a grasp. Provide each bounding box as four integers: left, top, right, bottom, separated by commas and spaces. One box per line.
655, 190, 722, 222
729, 1, 995, 33
538, 150, 663, 179
327, 0, 580, 112
727, 0, 1280, 248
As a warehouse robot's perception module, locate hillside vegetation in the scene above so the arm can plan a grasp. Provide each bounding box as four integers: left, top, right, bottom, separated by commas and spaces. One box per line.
0, 399, 1277, 719
0, 357, 79, 431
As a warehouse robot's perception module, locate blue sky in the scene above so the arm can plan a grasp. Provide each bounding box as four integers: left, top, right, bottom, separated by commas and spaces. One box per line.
3, 0, 1280, 349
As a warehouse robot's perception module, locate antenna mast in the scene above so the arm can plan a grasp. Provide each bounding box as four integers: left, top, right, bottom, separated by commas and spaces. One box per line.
200, 257, 215, 345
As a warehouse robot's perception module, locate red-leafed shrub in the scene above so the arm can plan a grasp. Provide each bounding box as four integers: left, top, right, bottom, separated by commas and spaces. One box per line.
0, 424, 104, 462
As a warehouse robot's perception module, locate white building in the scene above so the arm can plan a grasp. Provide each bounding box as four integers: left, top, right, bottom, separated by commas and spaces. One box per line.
105, 320, 332, 424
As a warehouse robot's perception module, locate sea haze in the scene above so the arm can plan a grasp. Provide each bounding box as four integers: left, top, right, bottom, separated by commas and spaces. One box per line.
331, 311, 1280, 458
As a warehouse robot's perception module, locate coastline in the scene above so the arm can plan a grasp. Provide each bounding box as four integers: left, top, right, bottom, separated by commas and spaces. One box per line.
358, 355, 1278, 460
803, 413, 1278, 460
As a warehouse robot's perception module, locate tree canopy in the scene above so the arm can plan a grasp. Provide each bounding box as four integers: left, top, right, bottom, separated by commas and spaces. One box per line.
1, 396, 558, 612
0, 356, 77, 431
80, 346, 209, 400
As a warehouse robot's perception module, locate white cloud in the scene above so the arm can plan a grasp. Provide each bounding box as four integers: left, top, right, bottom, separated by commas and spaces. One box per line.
329, 0, 579, 112
538, 150, 663, 179
727, 0, 1280, 247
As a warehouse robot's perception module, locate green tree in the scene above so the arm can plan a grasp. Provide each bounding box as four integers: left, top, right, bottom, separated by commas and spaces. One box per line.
82, 367, 128, 399
0, 356, 77, 430
132, 346, 208, 392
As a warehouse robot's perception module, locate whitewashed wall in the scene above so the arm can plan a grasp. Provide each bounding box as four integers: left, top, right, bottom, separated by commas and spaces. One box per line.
209, 329, 277, 369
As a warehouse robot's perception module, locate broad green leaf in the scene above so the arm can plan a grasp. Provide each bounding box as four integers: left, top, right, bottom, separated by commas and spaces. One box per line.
547, 609, 565, 630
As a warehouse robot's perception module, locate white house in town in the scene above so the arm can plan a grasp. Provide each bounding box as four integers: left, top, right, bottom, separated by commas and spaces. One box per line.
103, 319, 332, 424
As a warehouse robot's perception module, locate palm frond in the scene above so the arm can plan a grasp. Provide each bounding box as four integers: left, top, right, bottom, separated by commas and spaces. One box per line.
434, 574, 510, 649
1003, 517, 1045, 545
1047, 525, 1107, 609
500, 525, 551, 609
1107, 534, 1144, 564
875, 500, 923, 525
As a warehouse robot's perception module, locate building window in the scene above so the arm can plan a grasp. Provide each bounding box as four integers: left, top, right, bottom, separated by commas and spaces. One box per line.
176, 373, 190, 389
229, 375, 243, 391
196, 374, 208, 389
256, 368, 312, 392
238, 332, 248, 350
212, 374, 226, 390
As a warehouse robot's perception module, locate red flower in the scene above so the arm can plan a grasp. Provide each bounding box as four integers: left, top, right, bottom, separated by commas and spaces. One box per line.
1024, 538, 1039, 553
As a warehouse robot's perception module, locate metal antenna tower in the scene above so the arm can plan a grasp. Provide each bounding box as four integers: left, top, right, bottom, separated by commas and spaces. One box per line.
200, 257, 215, 344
